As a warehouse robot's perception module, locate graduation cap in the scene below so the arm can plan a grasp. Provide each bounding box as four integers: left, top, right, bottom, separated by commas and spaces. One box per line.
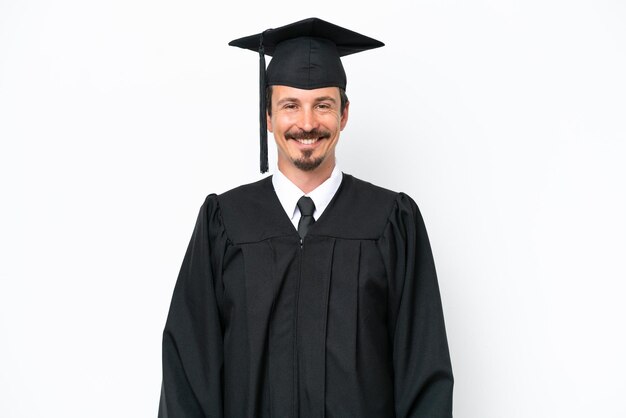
229, 17, 384, 173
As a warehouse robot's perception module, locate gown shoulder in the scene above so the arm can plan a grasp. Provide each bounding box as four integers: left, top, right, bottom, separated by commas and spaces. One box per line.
203, 174, 426, 243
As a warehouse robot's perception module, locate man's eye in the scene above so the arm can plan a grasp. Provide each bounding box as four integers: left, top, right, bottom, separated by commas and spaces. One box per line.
283, 103, 298, 110
317, 103, 331, 110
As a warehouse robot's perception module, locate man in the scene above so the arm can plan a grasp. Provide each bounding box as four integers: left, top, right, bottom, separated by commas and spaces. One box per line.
159, 18, 453, 417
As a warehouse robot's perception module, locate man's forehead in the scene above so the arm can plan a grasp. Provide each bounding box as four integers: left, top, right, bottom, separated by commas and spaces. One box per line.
272, 85, 341, 101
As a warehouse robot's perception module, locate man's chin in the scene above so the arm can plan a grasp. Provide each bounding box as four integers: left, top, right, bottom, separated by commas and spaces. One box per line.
293, 156, 325, 172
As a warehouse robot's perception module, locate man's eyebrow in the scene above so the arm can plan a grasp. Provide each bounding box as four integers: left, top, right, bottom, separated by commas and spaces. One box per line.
276, 97, 301, 106
315, 96, 337, 103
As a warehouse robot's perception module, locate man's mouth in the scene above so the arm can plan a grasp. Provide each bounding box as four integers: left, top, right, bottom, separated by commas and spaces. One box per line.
286, 129, 331, 145
295, 138, 320, 145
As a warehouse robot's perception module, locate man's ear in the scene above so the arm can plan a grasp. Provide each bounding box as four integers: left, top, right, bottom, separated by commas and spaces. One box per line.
267, 112, 273, 133
340, 101, 350, 131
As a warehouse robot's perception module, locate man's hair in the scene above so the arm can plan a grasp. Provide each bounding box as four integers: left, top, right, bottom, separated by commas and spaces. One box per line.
266, 86, 349, 117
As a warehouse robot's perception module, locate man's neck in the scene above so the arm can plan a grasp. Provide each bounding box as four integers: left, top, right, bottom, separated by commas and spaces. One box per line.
277, 158, 335, 194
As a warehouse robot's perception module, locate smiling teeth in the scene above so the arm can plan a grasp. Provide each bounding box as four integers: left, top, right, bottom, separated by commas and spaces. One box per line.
297, 139, 318, 145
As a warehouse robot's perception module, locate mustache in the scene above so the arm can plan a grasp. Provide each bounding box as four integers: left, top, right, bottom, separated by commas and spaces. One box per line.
285, 129, 331, 140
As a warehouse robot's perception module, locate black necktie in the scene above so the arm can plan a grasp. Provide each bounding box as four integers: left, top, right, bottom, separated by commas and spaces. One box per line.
297, 196, 315, 240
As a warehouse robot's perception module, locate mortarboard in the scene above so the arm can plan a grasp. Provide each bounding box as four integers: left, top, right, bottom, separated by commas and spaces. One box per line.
229, 17, 384, 173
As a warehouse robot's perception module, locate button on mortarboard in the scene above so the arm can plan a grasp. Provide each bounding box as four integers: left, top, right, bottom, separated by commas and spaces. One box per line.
229, 18, 384, 173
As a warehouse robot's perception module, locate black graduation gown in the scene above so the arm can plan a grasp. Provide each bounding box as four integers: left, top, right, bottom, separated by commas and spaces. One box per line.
159, 174, 453, 418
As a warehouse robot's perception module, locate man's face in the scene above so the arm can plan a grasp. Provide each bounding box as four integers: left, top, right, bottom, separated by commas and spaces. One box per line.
267, 85, 349, 173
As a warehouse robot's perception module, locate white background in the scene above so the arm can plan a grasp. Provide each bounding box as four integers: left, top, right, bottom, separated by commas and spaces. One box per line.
1, 0, 625, 417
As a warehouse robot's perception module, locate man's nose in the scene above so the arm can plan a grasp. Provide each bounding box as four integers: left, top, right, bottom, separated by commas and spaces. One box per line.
298, 108, 318, 132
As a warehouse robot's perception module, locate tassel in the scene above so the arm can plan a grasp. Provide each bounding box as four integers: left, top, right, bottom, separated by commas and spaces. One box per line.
259, 32, 268, 174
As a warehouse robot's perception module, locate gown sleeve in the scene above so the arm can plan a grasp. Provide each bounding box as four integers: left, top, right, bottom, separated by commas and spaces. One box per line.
379, 193, 454, 417
158, 195, 225, 418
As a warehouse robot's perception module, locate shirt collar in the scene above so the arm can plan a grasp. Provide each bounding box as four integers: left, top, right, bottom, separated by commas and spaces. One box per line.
272, 165, 343, 221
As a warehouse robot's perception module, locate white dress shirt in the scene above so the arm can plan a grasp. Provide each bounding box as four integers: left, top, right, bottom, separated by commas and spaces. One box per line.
272, 166, 343, 230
